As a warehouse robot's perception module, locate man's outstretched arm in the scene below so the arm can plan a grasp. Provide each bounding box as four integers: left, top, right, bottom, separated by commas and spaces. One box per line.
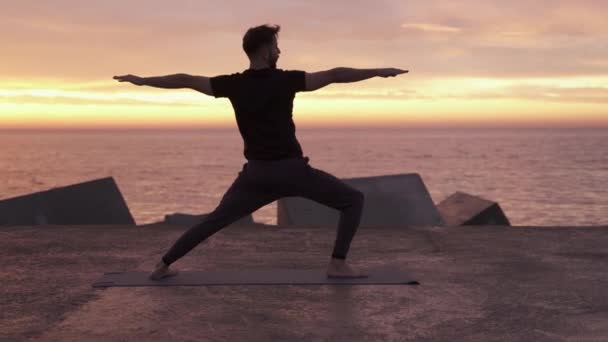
113, 74, 213, 96
304, 68, 408, 92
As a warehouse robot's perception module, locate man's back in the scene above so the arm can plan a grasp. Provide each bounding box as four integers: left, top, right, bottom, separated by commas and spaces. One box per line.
209, 68, 307, 161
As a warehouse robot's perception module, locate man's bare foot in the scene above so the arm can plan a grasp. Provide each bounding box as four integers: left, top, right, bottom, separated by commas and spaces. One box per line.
149, 260, 179, 280
326, 258, 368, 278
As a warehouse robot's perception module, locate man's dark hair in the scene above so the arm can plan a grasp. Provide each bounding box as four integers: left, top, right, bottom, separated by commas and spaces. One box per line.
242, 24, 281, 58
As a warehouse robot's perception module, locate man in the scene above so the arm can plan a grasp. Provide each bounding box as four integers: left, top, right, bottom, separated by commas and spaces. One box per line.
114, 24, 408, 280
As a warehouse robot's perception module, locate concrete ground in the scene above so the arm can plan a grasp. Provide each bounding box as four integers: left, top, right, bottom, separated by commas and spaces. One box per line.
2, 223, 607, 341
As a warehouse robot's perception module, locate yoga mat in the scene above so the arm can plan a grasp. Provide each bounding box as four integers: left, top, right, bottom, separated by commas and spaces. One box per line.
92, 266, 419, 288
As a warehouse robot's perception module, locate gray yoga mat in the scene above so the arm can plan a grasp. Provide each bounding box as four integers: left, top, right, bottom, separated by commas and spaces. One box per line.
92, 266, 419, 288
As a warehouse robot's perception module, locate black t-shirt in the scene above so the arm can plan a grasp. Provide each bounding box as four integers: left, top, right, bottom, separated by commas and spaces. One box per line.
209, 68, 307, 161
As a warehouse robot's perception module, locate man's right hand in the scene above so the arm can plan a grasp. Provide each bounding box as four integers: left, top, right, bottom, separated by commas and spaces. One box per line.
113, 74, 145, 86
378, 68, 409, 78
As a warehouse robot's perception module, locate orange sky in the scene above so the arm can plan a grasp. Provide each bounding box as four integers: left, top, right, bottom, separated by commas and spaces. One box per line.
1, 0, 607, 129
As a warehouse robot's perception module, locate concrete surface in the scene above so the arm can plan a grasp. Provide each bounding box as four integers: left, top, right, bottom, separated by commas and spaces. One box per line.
160, 212, 255, 226
2, 223, 607, 341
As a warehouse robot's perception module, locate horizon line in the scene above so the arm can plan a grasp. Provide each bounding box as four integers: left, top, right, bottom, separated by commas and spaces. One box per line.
2, 124, 608, 132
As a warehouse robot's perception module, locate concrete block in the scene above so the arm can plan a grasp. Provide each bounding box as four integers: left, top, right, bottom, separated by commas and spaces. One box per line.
163, 212, 254, 226
437, 191, 511, 226
0, 177, 135, 225
277, 173, 443, 228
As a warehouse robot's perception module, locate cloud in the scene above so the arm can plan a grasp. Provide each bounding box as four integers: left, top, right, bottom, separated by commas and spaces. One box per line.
303, 88, 424, 100
0, 94, 197, 106
5, 77, 608, 106
2, 0, 608, 80
401, 23, 462, 33
0, 87, 212, 106
505, 85, 608, 103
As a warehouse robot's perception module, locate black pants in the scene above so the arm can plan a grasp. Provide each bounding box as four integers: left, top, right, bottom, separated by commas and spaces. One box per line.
162, 156, 364, 266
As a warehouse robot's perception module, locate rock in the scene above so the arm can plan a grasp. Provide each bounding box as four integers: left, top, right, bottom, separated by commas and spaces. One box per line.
0, 177, 135, 225
277, 173, 443, 228
437, 191, 510, 226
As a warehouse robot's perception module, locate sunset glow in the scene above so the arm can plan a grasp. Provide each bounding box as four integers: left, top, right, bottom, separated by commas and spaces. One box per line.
1, 1, 607, 129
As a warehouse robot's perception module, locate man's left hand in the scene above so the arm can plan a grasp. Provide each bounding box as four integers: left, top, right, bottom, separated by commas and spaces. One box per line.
113, 74, 145, 85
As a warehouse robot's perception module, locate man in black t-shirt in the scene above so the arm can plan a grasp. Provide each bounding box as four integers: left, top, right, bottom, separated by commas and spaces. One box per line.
114, 24, 408, 280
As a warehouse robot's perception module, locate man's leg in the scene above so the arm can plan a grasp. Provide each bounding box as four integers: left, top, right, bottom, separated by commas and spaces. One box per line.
160, 172, 279, 267
287, 165, 367, 278
289, 165, 365, 261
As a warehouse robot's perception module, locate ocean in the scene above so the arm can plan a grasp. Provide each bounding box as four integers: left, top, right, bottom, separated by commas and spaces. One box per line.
1, 127, 606, 226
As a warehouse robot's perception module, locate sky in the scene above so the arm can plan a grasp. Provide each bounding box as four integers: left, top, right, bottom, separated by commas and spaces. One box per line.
1, 0, 607, 129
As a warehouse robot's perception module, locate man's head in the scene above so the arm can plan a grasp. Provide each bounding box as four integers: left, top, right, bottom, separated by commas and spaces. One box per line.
242, 24, 281, 69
